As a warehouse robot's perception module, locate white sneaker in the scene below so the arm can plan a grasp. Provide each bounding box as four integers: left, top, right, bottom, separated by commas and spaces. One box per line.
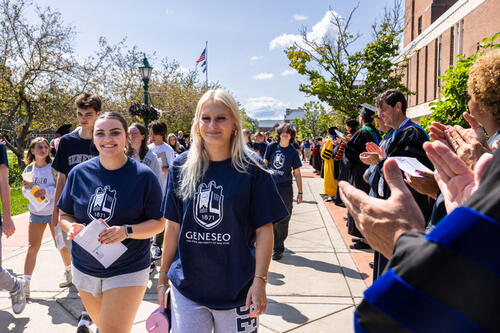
59, 269, 72, 288
23, 279, 30, 299
10, 278, 26, 314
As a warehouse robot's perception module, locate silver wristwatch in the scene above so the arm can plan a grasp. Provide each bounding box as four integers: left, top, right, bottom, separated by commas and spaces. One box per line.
124, 224, 133, 239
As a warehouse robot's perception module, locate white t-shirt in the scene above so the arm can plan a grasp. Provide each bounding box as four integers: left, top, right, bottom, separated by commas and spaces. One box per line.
148, 142, 175, 194
22, 163, 56, 216
131, 149, 163, 186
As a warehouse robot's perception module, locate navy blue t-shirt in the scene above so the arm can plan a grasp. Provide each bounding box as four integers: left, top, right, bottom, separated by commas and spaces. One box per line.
58, 157, 163, 277
253, 142, 268, 157
0, 143, 7, 225
52, 131, 99, 175
264, 142, 302, 185
163, 153, 289, 309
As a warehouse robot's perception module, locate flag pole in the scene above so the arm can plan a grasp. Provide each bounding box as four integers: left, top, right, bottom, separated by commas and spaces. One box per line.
205, 41, 208, 86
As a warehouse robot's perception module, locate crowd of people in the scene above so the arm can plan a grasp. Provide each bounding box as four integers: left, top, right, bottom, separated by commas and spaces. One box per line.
318, 51, 500, 332
0, 49, 498, 332
0, 87, 306, 332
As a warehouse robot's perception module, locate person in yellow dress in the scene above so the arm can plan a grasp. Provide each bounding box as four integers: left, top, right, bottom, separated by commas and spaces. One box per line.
321, 127, 340, 200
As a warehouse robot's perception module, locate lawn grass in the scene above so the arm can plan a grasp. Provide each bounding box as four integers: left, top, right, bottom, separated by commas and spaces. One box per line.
7, 151, 20, 166
0, 187, 29, 216
1, 151, 34, 216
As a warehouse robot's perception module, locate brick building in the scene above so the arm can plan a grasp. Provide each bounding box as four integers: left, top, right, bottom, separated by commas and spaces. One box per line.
394, 0, 500, 120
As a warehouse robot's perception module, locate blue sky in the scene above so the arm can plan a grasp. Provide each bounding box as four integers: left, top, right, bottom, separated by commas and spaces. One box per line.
35, 0, 395, 120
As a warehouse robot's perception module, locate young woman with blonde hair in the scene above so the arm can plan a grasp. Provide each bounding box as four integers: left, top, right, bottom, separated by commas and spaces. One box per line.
158, 89, 288, 332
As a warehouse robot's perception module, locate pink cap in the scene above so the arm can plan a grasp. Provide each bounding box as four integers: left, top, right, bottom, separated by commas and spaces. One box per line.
146, 308, 170, 333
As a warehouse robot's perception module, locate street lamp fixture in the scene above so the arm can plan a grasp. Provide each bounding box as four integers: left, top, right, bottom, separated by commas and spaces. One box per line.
138, 55, 153, 128
138, 55, 153, 106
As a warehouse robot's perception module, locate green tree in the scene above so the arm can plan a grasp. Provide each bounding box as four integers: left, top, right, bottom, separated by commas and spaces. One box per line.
294, 101, 333, 138
419, 32, 500, 130
0, 0, 115, 166
239, 108, 259, 132
286, 1, 409, 119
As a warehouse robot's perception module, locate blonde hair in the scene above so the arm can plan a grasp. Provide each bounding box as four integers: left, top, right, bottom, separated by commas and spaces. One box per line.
178, 89, 265, 200
25, 137, 52, 165
468, 49, 500, 122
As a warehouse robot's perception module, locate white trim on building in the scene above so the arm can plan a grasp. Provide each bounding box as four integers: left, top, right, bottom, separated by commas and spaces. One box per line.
407, 99, 438, 120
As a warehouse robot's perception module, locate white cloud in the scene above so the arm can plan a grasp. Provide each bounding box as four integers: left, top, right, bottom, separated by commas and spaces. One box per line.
253, 73, 274, 80
269, 33, 302, 51
293, 14, 309, 21
250, 56, 263, 61
243, 97, 289, 119
281, 69, 297, 76
269, 10, 340, 50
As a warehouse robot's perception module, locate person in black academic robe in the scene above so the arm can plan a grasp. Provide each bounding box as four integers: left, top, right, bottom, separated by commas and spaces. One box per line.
311, 138, 322, 174
343, 108, 381, 246
371, 90, 435, 279
334, 120, 358, 207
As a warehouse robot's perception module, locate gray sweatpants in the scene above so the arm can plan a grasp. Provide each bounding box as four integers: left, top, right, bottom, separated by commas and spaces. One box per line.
171, 286, 259, 333
0, 226, 17, 292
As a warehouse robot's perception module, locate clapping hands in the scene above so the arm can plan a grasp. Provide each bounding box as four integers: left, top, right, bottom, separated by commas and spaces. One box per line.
423, 141, 492, 213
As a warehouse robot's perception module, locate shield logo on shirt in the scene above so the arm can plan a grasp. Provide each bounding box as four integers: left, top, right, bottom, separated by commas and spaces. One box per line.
193, 181, 224, 230
87, 185, 117, 223
273, 152, 285, 170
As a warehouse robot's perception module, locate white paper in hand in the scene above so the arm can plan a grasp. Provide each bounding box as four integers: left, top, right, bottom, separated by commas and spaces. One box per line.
157, 151, 168, 168
391, 157, 433, 177
335, 129, 345, 139
73, 220, 127, 268
54, 225, 66, 251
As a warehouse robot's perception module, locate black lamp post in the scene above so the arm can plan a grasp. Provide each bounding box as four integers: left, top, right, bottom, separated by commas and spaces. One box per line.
138, 55, 153, 127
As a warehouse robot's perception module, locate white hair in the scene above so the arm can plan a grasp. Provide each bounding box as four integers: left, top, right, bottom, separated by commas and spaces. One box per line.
178, 89, 266, 200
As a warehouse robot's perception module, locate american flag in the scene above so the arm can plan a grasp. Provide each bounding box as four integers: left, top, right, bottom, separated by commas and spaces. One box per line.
196, 48, 206, 65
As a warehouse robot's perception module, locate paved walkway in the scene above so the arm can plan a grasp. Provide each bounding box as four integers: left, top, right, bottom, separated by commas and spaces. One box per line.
0, 164, 368, 332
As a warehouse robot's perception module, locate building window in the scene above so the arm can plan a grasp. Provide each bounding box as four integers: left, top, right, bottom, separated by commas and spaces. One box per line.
450, 26, 455, 65
416, 51, 420, 104
451, 20, 464, 65
411, 0, 415, 41
436, 36, 442, 96
418, 16, 422, 35
407, 58, 412, 105
424, 45, 428, 102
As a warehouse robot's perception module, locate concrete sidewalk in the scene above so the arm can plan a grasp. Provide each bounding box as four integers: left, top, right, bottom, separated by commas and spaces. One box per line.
0, 164, 367, 332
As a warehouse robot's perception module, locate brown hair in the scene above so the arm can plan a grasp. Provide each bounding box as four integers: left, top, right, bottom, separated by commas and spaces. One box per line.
75, 93, 102, 112
275, 123, 296, 142
128, 122, 149, 161
375, 89, 407, 115
148, 120, 167, 142
468, 49, 500, 122
25, 137, 52, 165
95, 112, 134, 156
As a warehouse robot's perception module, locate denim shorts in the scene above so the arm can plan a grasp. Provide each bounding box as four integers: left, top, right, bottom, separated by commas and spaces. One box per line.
72, 266, 149, 296
30, 213, 52, 224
